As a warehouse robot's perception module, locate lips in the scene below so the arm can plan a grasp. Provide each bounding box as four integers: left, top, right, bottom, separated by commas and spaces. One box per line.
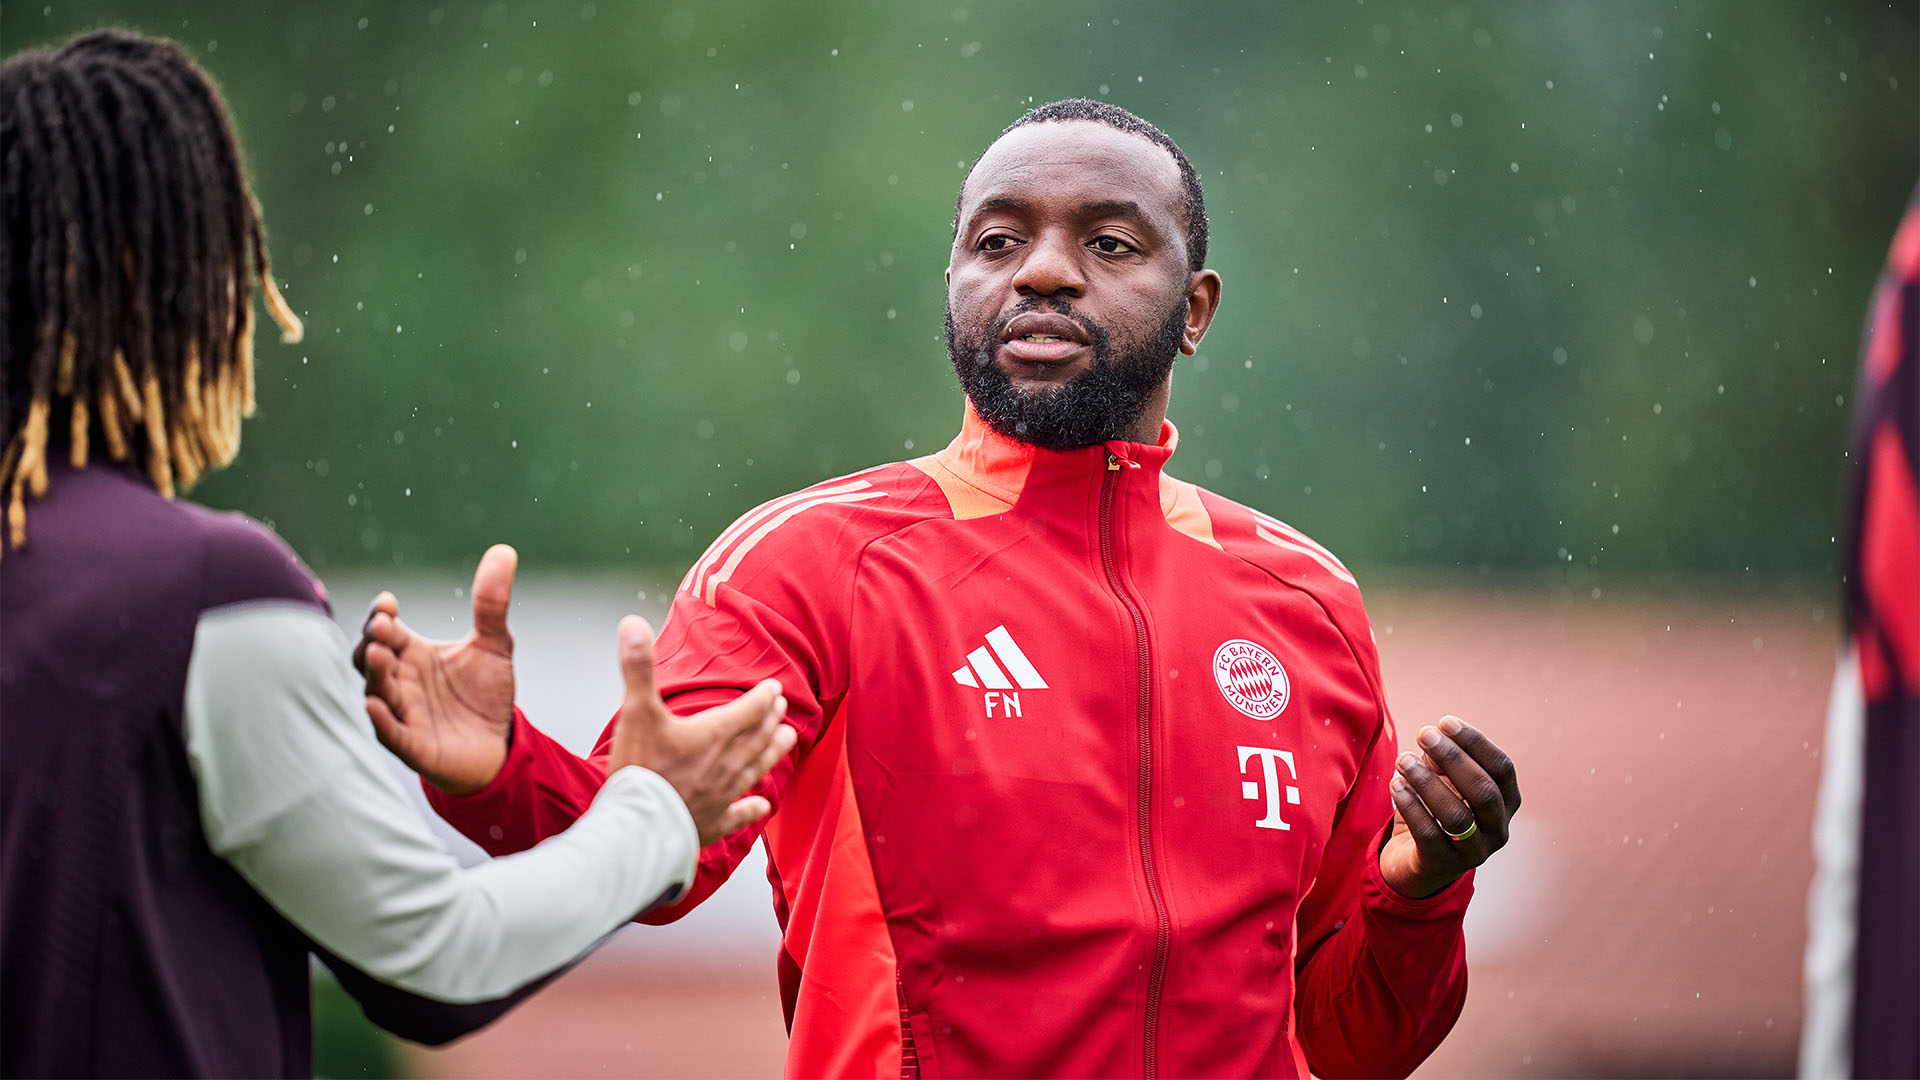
999, 311, 1089, 365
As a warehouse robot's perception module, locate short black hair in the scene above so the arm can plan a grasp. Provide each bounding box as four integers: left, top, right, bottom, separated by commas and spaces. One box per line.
956, 98, 1209, 272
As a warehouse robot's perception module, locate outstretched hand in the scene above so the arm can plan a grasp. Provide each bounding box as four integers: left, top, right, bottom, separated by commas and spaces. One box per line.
606, 616, 796, 847
1377, 716, 1521, 899
356, 544, 520, 794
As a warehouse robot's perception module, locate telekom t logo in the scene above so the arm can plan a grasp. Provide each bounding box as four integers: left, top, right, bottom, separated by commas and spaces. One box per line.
1237, 746, 1301, 831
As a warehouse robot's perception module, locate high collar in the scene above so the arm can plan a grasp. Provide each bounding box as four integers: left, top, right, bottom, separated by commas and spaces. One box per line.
933, 401, 1178, 503
912, 401, 1191, 530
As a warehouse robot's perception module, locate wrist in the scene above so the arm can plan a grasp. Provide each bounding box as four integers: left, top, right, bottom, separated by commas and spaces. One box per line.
1375, 852, 1469, 903
426, 709, 518, 796
1376, 839, 1462, 900
428, 760, 502, 797
1380, 864, 1453, 900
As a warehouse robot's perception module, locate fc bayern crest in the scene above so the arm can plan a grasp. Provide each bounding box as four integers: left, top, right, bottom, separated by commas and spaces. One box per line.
1212, 639, 1290, 720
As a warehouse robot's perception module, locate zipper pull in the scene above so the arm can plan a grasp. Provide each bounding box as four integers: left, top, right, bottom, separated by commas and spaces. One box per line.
1107, 449, 1141, 471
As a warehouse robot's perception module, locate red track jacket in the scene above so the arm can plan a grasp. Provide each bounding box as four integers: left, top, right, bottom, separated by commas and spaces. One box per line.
429, 408, 1473, 1078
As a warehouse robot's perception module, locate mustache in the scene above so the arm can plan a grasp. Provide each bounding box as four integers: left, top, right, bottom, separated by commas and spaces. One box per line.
966, 299, 1106, 364
992, 297, 1088, 335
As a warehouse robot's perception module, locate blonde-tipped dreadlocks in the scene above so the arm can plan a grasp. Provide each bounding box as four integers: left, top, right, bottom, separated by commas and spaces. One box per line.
0, 29, 302, 557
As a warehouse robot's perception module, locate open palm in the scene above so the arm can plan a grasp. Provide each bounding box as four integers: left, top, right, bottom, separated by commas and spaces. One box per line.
358, 544, 520, 794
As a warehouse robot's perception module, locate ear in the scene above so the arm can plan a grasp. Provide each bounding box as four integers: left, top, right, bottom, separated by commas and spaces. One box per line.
1180, 270, 1223, 356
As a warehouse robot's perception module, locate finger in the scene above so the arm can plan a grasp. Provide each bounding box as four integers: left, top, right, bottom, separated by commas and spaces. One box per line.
1438, 716, 1521, 816
352, 594, 398, 674
365, 591, 399, 624
470, 544, 518, 649
734, 682, 788, 749
737, 723, 798, 792
1416, 726, 1507, 836
709, 697, 784, 784
362, 639, 398, 690
701, 680, 786, 744
711, 794, 772, 838
728, 689, 789, 773
1389, 774, 1452, 853
361, 641, 412, 713
616, 615, 665, 716
1396, 750, 1478, 840
365, 695, 412, 757
365, 610, 415, 655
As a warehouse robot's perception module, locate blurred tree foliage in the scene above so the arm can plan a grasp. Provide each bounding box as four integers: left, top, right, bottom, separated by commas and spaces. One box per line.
6, 0, 1914, 578
311, 972, 398, 1079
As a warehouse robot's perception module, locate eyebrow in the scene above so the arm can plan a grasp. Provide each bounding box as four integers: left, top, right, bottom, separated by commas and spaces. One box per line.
1075, 199, 1147, 221
964, 196, 1151, 226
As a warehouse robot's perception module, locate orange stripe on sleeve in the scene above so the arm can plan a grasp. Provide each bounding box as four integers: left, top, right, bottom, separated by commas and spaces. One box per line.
764, 704, 903, 1078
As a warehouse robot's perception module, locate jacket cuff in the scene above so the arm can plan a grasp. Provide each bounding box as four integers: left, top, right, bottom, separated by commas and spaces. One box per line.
1364, 845, 1476, 918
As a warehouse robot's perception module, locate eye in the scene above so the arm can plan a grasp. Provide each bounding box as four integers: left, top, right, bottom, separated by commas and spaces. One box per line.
978, 233, 1020, 252
1090, 235, 1136, 255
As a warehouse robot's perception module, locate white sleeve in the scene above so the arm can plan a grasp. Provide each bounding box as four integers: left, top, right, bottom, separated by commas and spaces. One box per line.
182, 601, 698, 1004
1801, 645, 1865, 1080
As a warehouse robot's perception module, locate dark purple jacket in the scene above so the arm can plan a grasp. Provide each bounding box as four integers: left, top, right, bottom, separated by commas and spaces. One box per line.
0, 461, 536, 1078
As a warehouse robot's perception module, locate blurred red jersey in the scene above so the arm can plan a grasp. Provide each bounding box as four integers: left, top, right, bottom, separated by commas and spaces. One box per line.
430, 407, 1473, 1078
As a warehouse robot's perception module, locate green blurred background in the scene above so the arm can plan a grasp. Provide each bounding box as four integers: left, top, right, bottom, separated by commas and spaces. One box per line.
5, 3, 1914, 1075
7, 0, 1914, 582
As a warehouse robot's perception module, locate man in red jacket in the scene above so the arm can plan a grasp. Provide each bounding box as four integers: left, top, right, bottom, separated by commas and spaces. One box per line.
361, 99, 1521, 1078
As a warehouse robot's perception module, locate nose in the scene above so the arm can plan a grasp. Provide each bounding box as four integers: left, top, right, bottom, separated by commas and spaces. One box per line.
1010, 229, 1085, 299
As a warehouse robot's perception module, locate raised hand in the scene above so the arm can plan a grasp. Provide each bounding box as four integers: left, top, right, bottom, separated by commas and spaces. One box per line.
606, 616, 796, 846
1378, 716, 1521, 899
357, 544, 520, 794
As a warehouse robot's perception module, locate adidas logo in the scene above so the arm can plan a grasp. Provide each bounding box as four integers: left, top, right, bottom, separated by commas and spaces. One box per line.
951, 625, 1049, 690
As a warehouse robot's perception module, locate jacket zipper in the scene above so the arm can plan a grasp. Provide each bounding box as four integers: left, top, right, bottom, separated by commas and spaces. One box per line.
1103, 450, 1168, 1080
897, 969, 920, 1079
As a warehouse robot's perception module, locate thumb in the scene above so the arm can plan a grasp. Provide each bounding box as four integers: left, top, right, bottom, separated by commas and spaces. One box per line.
709, 795, 772, 842
470, 544, 518, 648
608, 616, 667, 776
616, 615, 664, 718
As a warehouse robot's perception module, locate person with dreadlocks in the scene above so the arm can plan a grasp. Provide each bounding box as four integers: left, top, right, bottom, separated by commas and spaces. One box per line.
0, 29, 795, 1077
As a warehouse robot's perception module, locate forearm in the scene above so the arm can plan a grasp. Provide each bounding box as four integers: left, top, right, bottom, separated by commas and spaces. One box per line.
1294, 852, 1474, 1079
314, 943, 561, 1046
240, 766, 696, 1003
186, 604, 698, 1004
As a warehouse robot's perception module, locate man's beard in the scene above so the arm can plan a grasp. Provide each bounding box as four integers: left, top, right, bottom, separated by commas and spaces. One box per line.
945, 298, 1188, 451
